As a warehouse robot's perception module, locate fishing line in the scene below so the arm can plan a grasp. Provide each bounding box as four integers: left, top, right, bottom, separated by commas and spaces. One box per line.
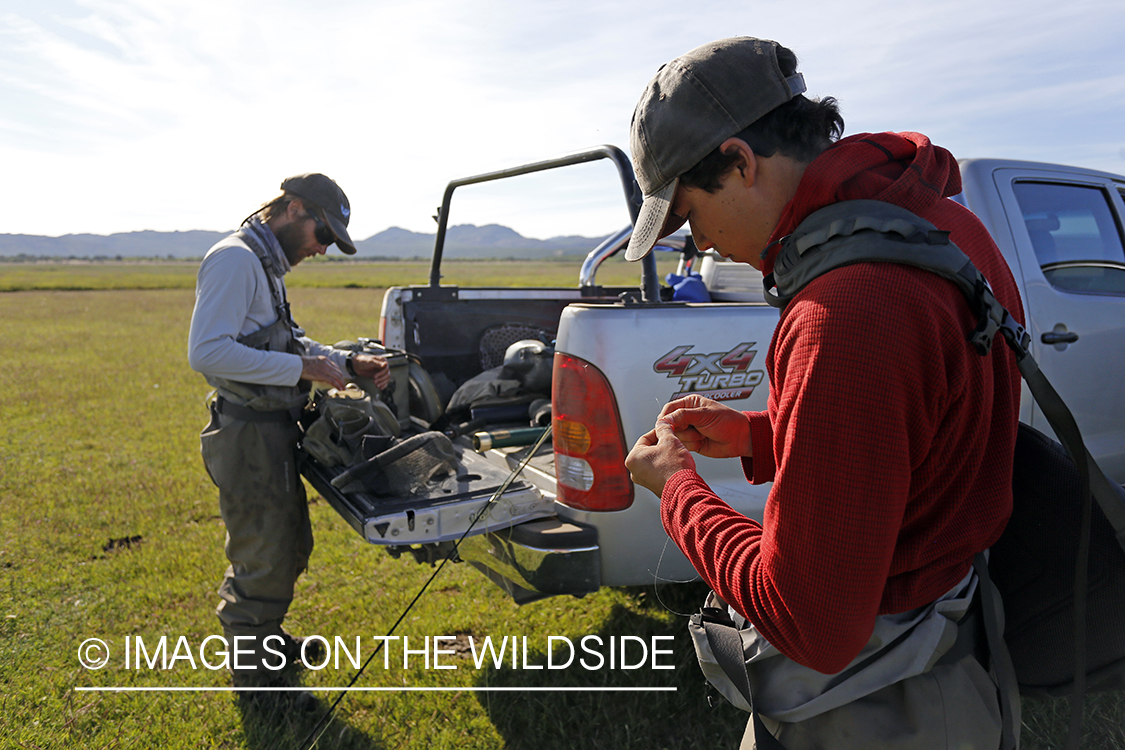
650, 535, 703, 617
296, 426, 552, 750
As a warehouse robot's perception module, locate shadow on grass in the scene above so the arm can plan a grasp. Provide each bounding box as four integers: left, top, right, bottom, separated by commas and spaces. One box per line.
476, 584, 1125, 750
472, 584, 747, 750
235, 688, 385, 750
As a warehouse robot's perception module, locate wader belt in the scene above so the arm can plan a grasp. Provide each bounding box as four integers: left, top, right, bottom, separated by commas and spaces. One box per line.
215, 395, 303, 424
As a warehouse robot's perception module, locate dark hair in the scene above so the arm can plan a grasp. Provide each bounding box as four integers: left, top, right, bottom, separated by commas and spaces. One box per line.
242, 192, 301, 226
680, 47, 844, 192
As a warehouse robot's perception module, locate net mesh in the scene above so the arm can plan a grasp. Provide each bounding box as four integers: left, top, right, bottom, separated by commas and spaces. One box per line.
478, 324, 553, 370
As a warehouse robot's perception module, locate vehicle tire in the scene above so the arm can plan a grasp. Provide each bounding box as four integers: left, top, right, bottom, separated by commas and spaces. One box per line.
408, 361, 444, 425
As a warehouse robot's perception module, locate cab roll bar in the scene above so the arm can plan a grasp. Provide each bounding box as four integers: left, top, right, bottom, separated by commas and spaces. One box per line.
429, 145, 660, 302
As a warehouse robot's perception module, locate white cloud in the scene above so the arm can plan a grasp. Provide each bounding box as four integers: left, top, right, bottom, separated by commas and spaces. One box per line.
1, 0, 1123, 242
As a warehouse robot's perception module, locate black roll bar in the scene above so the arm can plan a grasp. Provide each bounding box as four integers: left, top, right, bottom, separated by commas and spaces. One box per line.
428, 145, 661, 302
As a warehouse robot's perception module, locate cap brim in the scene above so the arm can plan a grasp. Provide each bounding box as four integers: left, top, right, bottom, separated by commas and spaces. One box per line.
324, 214, 356, 255
625, 178, 678, 262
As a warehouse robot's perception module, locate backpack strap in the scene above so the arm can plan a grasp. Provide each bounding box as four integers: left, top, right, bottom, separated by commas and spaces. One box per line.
974, 553, 1022, 750
764, 200, 971, 307
765, 200, 1025, 352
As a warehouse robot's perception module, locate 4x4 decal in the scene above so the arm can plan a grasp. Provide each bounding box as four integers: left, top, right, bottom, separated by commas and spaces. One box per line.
654, 342, 764, 402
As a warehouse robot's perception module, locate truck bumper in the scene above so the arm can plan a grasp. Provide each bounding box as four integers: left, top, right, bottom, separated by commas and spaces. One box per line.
456, 517, 601, 604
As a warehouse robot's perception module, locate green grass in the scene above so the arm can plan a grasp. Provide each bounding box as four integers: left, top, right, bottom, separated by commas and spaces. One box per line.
0, 280, 737, 750
0, 265, 1122, 749
0, 256, 681, 292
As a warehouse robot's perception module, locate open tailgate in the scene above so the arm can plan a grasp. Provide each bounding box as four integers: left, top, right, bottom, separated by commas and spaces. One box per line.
301, 441, 554, 545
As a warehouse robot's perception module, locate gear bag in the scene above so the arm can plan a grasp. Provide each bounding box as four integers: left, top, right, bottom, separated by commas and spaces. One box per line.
300, 385, 460, 498
301, 386, 399, 467
693, 199, 1125, 750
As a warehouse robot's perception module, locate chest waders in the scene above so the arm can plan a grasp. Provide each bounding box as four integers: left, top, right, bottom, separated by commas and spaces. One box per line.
199, 229, 314, 681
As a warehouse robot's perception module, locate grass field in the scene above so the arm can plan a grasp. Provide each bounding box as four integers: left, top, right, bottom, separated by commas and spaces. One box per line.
1, 262, 1122, 749
0, 255, 680, 293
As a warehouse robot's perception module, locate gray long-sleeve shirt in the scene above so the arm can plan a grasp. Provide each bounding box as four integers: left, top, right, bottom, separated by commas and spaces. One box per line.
187, 231, 345, 386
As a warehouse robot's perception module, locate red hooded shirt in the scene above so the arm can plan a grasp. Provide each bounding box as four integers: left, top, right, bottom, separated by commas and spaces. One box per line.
660, 133, 1024, 674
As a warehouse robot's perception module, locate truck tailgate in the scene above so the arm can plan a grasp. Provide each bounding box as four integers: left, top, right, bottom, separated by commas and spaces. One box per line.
301, 443, 554, 545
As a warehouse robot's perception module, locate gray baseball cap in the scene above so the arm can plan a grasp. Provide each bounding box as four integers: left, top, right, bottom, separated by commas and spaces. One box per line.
625, 37, 807, 262
280, 172, 357, 254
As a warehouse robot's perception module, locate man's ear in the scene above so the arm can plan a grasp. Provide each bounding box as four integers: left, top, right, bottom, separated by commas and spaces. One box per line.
286, 197, 306, 220
719, 137, 757, 186
265, 196, 304, 232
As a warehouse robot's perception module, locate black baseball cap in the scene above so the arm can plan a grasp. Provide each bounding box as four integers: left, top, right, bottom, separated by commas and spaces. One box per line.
280, 173, 356, 254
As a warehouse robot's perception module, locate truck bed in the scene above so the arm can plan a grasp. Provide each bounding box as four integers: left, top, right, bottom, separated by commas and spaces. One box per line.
384, 285, 634, 395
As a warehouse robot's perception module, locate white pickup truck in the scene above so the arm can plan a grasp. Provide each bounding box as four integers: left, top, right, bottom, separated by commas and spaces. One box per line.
304, 145, 1125, 603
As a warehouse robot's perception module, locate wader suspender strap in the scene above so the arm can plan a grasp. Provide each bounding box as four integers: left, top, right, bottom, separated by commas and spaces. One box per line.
238, 224, 297, 332
266, 266, 295, 332
704, 623, 788, 750
765, 199, 1125, 750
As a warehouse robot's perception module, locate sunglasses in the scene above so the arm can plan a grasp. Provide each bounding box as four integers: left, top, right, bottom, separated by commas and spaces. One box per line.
305, 208, 336, 246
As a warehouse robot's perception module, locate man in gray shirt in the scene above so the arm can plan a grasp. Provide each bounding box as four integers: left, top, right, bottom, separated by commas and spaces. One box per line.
189, 173, 389, 702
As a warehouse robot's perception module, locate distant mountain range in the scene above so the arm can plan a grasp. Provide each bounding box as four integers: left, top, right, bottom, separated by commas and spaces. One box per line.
0, 223, 610, 260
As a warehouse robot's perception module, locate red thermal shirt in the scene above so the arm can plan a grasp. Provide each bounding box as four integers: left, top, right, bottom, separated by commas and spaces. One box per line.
660, 133, 1024, 674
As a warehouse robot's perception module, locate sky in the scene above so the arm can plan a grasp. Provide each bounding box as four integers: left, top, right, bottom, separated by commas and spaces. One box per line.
2, 0, 1124, 243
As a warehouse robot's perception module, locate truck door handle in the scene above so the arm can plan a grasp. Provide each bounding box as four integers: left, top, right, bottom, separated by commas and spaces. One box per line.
1041, 331, 1079, 345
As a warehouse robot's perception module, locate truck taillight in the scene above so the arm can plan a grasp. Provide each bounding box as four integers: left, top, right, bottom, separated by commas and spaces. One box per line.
552, 353, 634, 511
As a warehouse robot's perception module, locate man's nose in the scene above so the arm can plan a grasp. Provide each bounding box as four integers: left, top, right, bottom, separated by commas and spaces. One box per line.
691, 225, 712, 251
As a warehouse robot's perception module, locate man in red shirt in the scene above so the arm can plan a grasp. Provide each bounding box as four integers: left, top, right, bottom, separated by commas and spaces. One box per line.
624, 38, 1022, 749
